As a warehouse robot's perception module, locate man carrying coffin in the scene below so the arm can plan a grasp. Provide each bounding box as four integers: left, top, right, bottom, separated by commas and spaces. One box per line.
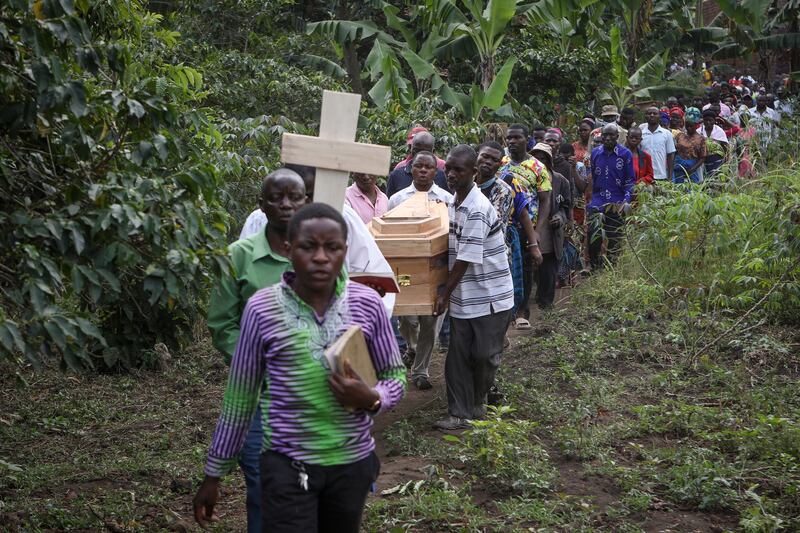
389, 151, 453, 390
433, 145, 514, 430
240, 164, 395, 316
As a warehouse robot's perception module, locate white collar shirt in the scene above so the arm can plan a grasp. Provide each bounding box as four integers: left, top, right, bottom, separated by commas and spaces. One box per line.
388, 183, 453, 210
447, 185, 513, 319
638, 123, 676, 181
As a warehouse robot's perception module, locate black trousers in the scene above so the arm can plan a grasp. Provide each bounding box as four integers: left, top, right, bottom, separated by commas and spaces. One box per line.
588, 210, 624, 270
535, 252, 558, 310
260, 450, 380, 533
445, 309, 513, 419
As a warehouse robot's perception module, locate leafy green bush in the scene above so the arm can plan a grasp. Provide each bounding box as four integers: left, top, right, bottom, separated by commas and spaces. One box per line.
628, 167, 800, 324
661, 448, 739, 511
445, 406, 555, 495
502, 28, 609, 125
196, 46, 345, 123
0, 0, 229, 370
212, 113, 311, 239
361, 96, 488, 165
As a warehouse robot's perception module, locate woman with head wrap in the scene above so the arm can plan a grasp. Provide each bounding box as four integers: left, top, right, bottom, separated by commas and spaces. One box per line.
669, 107, 685, 137
659, 108, 671, 128
673, 107, 706, 183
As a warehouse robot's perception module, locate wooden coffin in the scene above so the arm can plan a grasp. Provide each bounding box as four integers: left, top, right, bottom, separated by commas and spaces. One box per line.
368, 192, 449, 316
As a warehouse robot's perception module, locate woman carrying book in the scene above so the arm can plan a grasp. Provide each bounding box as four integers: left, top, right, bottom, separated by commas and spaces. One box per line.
194, 203, 407, 533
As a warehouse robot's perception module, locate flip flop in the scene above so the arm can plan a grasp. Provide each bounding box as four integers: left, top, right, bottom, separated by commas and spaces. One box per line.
514, 317, 532, 330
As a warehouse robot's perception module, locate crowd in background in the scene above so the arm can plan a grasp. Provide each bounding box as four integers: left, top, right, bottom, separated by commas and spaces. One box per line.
193, 67, 796, 532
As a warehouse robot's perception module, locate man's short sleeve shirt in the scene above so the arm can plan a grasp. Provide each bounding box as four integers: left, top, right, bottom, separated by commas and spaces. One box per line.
447, 185, 514, 319
638, 124, 676, 181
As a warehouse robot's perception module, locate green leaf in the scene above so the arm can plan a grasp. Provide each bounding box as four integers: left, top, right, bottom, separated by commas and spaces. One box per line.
0, 320, 26, 353
75, 317, 107, 346
293, 54, 347, 78
399, 49, 436, 80
482, 56, 516, 110
629, 50, 668, 87
493, 103, 515, 118
481, 0, 519, 41
609, 26, 628, 90
127, 99, 145, 118
58, 0, 76, 15
44, 320, 67, 351
756, 32, 800, 50
95, 268, 120, 292
29, 283, 47, 313
439, 83, 472, 119
306, 19, 392, 44
102, 347, 119, 368
66, 81, 87, 117
77, 265, 101, 287
143, 276, 164, 306
70, 225, 85, 255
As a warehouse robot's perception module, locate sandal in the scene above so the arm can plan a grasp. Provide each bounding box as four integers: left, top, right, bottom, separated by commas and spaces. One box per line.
514, 317, 532, 330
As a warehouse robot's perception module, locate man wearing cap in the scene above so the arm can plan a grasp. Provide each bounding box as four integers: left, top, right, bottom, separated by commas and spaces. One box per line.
392, 126, 447, 172
593, 105, 631, 148
639, 106, 676, 181
530, 142, 572, 309
598, 104, 618, 126
386, 131, 449, 198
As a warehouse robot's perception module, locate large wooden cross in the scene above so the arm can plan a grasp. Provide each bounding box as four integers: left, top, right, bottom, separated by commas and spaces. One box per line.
281, 90, 392, 211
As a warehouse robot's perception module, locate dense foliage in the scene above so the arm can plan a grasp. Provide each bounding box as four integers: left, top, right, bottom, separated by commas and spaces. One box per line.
0, 0, 229, 369
1, 0, 798, 373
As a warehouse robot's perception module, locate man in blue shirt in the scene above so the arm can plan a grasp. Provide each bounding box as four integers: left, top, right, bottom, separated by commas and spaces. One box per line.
386, 131, 449, 198
588, 124, 635, 270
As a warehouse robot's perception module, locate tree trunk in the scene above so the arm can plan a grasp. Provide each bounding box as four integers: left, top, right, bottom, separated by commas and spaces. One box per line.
791, 16, 800, 92
481, 56, 494, 91
758, 50, 771, 85
342, 41, 365, 96
336, 2, 365, 96
693, 0, 703, 71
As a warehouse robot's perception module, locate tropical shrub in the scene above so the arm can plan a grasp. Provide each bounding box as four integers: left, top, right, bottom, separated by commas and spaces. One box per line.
628, 165, 800, 324
0, 0, 230, 370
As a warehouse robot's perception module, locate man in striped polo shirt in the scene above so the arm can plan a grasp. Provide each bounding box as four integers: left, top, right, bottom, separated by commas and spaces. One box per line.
433, 145, 514, 430
194, 203, 406, 532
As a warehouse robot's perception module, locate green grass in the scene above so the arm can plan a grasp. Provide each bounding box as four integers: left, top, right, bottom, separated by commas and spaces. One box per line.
0, 341, 246, 532
364, 266, 800, 532
1, 264, 798, 532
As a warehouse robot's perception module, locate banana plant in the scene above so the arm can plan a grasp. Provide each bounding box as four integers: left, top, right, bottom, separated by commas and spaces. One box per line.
433, 0, 529, 90
306, 4, 455, 107
306, 0, 522, 117
599, 26, 680, 109
714, 0, 800, 81
523, 0, 605, 55
438, 57, 518, 119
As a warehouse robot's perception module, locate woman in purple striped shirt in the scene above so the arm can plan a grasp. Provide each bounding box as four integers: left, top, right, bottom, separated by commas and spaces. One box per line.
193, 203, 406, 533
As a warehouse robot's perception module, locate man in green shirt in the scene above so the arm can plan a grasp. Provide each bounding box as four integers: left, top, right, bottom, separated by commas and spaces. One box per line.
206, 167, 306, 533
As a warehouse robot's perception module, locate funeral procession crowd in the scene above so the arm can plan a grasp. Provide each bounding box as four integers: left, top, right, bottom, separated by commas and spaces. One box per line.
193, 71, 795, 532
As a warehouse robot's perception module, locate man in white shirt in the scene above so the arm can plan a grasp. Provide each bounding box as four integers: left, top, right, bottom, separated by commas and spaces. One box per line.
433, 145, 513, 430
390, 152, 453, 390
748, 94, 782, 144
388, 151, 453, 209
639, 106, 676, 181
240, 164, 395, 315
